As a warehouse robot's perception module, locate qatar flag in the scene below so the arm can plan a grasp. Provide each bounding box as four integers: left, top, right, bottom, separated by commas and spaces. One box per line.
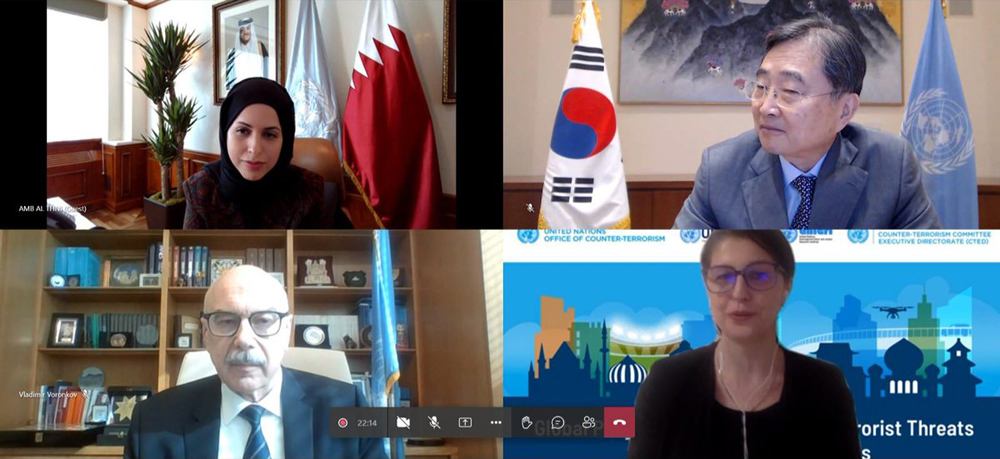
343, 0, 443, 229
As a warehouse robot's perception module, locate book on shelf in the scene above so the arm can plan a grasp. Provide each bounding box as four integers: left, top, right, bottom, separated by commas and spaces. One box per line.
275, 248, 285, 274
53, 247, 101, 287
395, 306, 409, 349
144, 242, 163, 275
35, 383, 108, 428
172, 246, 211, 287
247, 248, 258, 268
173, 246, 180, 286
74, 313, 159, 349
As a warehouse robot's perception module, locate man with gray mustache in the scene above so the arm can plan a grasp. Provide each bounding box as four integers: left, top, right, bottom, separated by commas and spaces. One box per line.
125, 265, 386, 459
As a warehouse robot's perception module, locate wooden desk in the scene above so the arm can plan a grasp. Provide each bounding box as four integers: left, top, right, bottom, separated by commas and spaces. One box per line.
0, 444, 460, 459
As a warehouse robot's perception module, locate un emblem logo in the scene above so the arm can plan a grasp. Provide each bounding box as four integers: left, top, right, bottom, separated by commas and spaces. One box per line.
902, 89, 975, 175
680, 230, 701, 244
517, 230, 539, 244
781, 230, 798, 243
848, 230, 869, 244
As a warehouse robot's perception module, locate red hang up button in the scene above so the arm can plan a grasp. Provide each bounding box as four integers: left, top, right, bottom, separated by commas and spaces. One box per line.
603, 407, 634, 438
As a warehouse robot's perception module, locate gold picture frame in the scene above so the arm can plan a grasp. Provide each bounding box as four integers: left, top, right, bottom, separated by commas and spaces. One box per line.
212, 0, 286, 105
442, 0, 456, 104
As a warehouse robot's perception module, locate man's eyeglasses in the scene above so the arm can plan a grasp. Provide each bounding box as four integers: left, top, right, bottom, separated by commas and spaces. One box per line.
741, 80, 836, 108
703, 262, 784, 293
201, 311, 290, 337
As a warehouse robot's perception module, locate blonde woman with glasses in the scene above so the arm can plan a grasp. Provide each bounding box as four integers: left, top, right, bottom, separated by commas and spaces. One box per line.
629, 230, 862, 459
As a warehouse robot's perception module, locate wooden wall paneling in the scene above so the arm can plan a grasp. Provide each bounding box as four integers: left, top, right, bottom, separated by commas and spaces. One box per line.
410, 231, 496, 459
0, 231, 45, 427
146, 150, 220, 197
103, 142, 149, 213
47, 139, 102, 155
47, 139, 105, 211
627, 190, 653, 229
501, 183, 543, 229
978, 180, 1000, 229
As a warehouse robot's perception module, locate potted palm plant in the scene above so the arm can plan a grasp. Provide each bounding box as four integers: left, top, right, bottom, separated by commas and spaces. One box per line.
127, 22, 205, 229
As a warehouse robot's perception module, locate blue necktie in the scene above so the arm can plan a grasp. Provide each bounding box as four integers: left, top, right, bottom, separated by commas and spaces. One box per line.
790, 175, 817, 229
239, 405, 271, 459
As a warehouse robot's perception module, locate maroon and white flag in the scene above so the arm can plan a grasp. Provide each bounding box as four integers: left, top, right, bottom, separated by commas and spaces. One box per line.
343, 0, 443, 228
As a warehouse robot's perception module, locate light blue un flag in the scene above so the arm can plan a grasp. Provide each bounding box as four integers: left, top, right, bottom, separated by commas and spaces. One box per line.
371, 229, 404, 457
286, 0, 342, 157
902, 0, 978, 228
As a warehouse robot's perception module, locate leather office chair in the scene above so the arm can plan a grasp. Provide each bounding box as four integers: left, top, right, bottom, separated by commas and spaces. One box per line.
291, 138, 353, 228
176, 347, 353, 386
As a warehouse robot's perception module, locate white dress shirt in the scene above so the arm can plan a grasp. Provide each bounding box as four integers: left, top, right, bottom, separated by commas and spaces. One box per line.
218, 371, 286, 459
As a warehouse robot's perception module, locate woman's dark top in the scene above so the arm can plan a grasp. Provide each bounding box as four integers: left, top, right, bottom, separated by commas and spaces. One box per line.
628, 341, 862, 459
182, 163, 330, 229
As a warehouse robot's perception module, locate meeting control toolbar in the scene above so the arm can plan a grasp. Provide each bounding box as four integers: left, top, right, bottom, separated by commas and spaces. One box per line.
328, 407, 635, 438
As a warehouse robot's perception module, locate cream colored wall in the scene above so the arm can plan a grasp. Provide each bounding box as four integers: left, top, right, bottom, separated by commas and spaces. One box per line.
503, 0, 1000, 181
480, 230, 504, 457
143, 0, 456, 194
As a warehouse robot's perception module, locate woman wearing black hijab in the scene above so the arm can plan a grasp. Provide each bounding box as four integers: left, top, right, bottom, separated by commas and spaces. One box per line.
183, 77, 330, 228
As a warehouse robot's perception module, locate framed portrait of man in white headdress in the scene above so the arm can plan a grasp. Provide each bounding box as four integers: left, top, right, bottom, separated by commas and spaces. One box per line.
212, 0, 285, 104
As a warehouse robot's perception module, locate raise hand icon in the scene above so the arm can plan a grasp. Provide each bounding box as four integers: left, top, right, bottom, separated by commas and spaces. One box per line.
521, 416, 533, 430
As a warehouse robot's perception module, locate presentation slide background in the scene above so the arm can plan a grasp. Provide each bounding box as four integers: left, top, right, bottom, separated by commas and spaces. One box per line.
503, 230, 999, 459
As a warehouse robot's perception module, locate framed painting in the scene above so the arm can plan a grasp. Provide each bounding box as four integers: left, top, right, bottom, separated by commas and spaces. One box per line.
442, 0, 456, 104
619, 0, 902, 104
212, 0, 285, 105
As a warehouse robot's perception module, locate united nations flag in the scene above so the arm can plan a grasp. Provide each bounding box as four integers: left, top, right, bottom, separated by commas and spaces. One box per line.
902, 0, 978, 228
538, 0, 630, 229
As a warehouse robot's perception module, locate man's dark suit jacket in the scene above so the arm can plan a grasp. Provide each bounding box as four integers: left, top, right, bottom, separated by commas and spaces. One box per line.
673, 123, 943, 229
124, 367, 387, 459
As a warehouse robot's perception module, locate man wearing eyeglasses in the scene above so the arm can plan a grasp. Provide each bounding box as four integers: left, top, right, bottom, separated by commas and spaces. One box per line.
125, 265, 387, 459
674, 15, 941, 230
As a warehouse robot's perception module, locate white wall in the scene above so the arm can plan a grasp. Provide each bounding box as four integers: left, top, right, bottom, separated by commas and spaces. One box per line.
123, 4, 149, 141
107, 4, 123, 141
46, 8, 108, 142
141, 0, 456, 194
503, 0, 1000, 181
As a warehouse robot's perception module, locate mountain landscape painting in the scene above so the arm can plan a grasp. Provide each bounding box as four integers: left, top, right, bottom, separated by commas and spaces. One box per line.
619, 0, 903, 104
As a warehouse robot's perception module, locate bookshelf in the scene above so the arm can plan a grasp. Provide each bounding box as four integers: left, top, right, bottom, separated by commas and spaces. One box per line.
0, 229, 495, 458
30, 229, 420, 412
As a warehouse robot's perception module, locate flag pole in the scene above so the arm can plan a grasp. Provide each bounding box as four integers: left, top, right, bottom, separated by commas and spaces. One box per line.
388, 384, 396, 459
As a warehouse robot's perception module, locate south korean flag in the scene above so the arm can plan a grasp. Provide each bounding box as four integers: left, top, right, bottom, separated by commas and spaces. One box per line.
539, 0, 630, 229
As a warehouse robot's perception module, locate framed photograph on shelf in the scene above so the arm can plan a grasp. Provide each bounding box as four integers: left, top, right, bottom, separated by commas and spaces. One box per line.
86, 392, 111, 424
297, 256, 334, 286
212, 0, 285, 104
139, 273, 161, 287
66, 274, 81, 288
269, 272, 285, 286
106, 386, 153, 425
48, 313, 84, 348
176, 333, 192, 349
109, 257, 144, 287
211, 257, 244, 284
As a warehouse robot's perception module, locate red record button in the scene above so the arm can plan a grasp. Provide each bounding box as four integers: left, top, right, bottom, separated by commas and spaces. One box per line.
338, 417, 348, 428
